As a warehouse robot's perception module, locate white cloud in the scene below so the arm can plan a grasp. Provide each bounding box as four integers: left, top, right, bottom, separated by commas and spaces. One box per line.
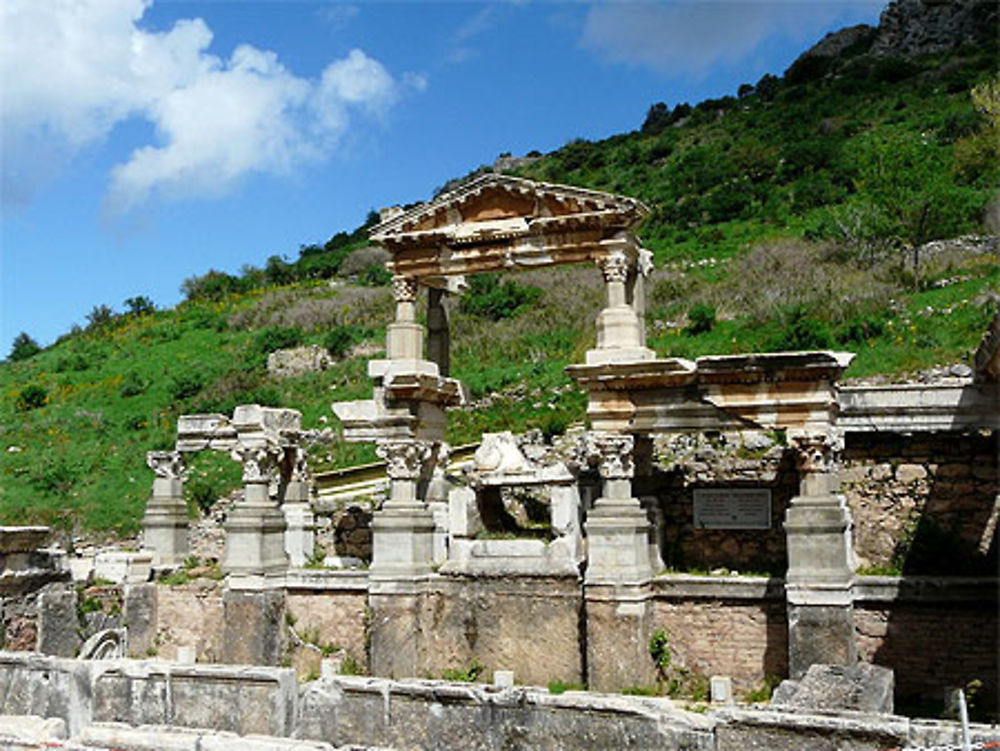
580, 1, 884, 77
0, 0, 420, 211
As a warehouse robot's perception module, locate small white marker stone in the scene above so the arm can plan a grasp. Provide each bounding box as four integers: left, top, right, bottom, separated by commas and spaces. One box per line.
493, 670, 515, 689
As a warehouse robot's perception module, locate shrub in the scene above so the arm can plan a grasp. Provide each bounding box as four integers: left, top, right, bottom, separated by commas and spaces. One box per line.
85, 304, 116, 329
8, 332, 41, 362
168, 371, 205, 401
459, 274, 540, 321
123, 296, 155, 317
442, 659, 484, 683
254, 326, 304, 355
771, 306, 833, 350
324, 325, 361, 358
684, 303, 716, 336
181, 269, 246, 301
119, 371, 147, 398
15, 384, 48, 411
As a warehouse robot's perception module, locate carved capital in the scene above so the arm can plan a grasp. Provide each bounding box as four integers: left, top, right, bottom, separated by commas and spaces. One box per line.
598, 251, 630, 284
392, 275, 418, 303
788, 429, 842, 474
146, 450, 184, 480
587, 431, 635, 480
231, 445, 281, 484
376, 439, 433, 481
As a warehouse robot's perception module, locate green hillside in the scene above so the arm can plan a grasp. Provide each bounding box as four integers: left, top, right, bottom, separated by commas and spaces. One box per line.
2, 31, 997, 538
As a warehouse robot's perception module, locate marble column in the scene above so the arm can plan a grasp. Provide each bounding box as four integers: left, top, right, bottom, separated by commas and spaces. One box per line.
784, 428, 857, 678
386, 275, 423, 362
281, 447, 315, 568
224, 445, 288, 583
142, 450, 189, 566
371, 438, 436, 577
584, 432, 653, 584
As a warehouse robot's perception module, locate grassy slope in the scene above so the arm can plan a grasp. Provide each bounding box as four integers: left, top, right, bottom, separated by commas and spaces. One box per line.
1, 41, 997, 537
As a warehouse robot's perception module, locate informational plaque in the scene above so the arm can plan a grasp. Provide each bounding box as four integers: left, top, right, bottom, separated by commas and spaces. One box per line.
693, 488, 771, 530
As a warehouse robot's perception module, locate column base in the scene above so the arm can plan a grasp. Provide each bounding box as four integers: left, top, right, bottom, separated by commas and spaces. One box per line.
371, 505, 436, 578
585, 582, 656, 691
223, 503, 288, 577
142, 503, 189, 566
584, 500, 654, 585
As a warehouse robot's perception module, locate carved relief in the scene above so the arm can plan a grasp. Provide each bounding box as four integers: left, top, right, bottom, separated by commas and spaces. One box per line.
587, 431, 635, 479
376, 439, 433, 481
146, 451, 184, 480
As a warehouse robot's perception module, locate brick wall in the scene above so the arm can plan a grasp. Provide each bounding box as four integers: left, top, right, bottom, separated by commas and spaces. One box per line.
842, 431, 999, 573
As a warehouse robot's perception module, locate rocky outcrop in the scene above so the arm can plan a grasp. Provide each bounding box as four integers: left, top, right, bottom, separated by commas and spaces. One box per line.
869, 0, 997, 57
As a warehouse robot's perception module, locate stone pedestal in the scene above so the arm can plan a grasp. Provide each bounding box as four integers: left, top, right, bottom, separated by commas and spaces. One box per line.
224, 449, 288, 585
142, 452, 189, 566
370, 439, 436, 578
282, 472, 315, 568
584, 434, 653, 585
784, 430, 856, 678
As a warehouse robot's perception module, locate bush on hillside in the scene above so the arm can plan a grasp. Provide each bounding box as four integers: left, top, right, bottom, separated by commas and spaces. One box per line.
255, 326, 304, 355
168, 371, 205, 401
86, 304, 116, 329
8, 332, 41, 362
124, 296, 155, 317
15, 385, 48, 411
684, 303, 716, 336
770, 306, 833, 351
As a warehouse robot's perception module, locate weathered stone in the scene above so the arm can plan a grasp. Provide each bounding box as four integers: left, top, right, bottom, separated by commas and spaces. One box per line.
123, 583, 158, 658
895, 464, 927, 484
221, 588, 287, 666
266, 345, 333, 377
771, 662, 894, 714
37, 587, 81, 657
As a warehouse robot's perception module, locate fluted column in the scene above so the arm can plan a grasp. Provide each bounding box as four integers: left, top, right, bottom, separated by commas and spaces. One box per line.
142, 450, 189, 566
784, 428, 857, 677
224, 445, 288, 582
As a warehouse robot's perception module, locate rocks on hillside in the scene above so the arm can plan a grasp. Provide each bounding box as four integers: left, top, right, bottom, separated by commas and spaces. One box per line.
266, 345, 332, 378
793, 0, 996, 70
869, 0, 997, 57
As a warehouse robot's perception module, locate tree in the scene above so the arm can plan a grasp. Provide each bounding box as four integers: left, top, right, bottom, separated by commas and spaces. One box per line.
8, 332, 41, 361
124, 295, 155, 317
846, 128, 981, 286
86, 304, 116, 329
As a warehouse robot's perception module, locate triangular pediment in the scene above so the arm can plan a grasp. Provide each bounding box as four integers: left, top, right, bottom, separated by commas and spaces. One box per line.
370, 174, 648, 245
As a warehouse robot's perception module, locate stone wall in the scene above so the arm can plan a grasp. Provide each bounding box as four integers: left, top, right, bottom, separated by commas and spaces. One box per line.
854, 578, 998, 713
2, 653, 998, 751
842, 431, 999, 574
369, 575, 584, 686
646, 431, 795, 574
286, 583, 369, 678
651, 577, 788, 695
150, 583, 225, 662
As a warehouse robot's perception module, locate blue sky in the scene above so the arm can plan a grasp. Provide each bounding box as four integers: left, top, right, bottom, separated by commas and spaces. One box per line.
1, 0, 885, 349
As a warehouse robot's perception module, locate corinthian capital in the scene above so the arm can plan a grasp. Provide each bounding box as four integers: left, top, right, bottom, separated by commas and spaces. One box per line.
146, 450, 184, 480
598, 250, 630, 284
788, 429, 842, 474
587, 431, 635, 480
231, 444, 281, 484
376, 439, 433, 481
391, 275, 418, 303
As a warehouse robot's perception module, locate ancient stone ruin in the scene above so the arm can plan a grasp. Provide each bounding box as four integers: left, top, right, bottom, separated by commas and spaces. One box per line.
1, 174, 997, 750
